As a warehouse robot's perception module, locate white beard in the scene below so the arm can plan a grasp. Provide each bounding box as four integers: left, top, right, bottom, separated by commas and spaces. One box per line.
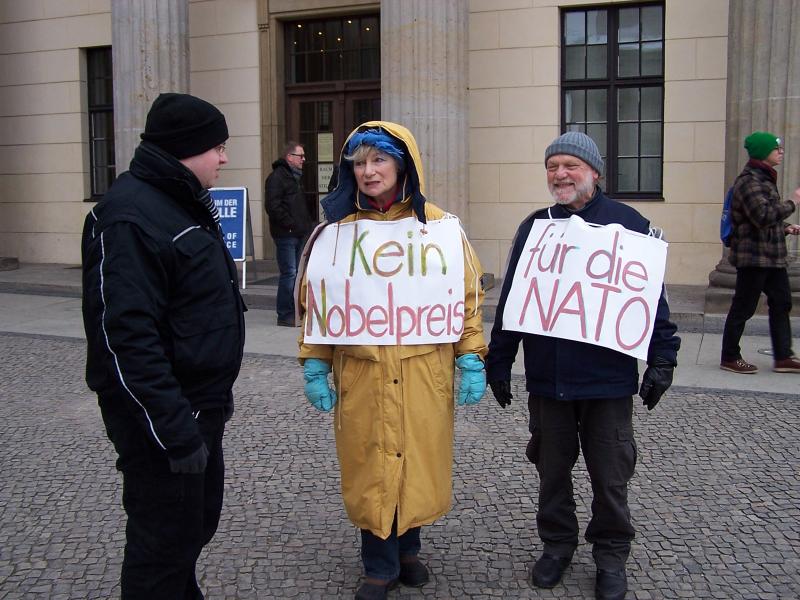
549, 171, 596, 206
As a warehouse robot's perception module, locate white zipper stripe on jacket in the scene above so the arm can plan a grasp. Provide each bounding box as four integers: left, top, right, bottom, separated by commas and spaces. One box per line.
90, 208, 98, 239
173, 225, 201, 242
99, 232, 167, 450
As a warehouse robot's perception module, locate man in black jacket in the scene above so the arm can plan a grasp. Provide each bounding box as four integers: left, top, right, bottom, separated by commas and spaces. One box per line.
82, 93, 246, 600
265, 142, 313, 326
486, 132, 680, 600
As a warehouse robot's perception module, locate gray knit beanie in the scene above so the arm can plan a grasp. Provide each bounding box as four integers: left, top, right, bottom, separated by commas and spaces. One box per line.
544, 131, 604, 175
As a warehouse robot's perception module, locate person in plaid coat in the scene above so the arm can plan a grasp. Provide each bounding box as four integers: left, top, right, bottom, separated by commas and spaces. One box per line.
720, 131, 800, 374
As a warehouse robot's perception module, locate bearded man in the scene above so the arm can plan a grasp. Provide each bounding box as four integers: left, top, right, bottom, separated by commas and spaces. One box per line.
485, 132, 681, 600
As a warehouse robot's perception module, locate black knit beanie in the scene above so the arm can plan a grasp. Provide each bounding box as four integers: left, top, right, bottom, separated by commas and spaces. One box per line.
140, 93, 228, 159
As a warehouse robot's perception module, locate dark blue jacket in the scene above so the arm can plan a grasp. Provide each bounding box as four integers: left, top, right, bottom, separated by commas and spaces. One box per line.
486, 189, 680, 401
82, 142, 246, 460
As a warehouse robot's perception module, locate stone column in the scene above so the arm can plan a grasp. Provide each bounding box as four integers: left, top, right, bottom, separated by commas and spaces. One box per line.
380, 0, 469, 226
111, 0, 189, 171
706, 0, 800, 312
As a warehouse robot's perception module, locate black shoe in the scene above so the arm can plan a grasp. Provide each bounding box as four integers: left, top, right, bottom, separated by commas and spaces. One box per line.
399, 558, 429, 587
354, 578, 397, 600
276, 318, 296, 327
595, 568, 627, 600
530, 553, 571, 588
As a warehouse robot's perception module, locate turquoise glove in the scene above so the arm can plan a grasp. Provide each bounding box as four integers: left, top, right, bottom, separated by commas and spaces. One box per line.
303, 358, 337, 412
456, 353, 486, 406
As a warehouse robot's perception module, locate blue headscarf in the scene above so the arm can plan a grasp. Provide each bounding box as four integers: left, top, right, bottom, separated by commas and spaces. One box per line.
345, 129, 405, 164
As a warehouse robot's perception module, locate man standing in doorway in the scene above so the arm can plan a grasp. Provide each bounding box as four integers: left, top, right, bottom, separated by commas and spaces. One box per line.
265, 142, 313, 326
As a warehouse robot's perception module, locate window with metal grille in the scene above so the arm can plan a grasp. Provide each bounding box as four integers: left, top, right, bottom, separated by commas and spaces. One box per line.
86, 47, 115, 198
561, 3, 664, 198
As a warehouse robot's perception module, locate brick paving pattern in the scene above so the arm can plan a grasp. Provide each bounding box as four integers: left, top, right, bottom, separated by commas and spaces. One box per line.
0, 332, 798, 599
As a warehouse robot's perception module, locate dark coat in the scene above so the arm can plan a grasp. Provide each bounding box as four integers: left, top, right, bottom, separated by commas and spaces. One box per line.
486, 189, 680, 401
81, 142, 246, 461
265, 159, 312, 238
728, 161, 796, 268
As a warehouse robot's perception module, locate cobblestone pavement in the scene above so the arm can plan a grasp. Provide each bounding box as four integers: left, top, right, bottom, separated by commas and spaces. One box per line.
1, 332, 798, 600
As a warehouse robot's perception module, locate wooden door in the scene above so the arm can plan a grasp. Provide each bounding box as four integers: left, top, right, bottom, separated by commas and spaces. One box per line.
287, 91, 380, 221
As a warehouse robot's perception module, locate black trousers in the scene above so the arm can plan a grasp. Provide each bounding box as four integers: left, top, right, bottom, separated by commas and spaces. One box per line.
527, 395, 636, 570
721, 266, 794, 362
102, 406, 227, 600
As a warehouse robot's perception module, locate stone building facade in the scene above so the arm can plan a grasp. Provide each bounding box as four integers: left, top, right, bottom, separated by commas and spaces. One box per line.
1, 0, 797, 286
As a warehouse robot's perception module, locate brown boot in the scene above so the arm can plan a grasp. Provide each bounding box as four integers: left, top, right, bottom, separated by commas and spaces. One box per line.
720, 358, 758, 374
773, 356, 800, 373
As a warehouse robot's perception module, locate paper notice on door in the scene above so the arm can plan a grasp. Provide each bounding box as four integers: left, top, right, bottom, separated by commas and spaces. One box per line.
317, 132, 334, 162
318, 163, 334, 192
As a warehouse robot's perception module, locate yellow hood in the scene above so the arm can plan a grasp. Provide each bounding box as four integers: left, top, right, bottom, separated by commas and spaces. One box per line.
321, 120, 429, 224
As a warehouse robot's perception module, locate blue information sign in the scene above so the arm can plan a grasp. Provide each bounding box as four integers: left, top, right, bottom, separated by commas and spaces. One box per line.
209, 187, 248, 262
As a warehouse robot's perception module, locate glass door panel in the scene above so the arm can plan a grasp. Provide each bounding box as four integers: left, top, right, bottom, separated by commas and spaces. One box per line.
292, 99, 335, 221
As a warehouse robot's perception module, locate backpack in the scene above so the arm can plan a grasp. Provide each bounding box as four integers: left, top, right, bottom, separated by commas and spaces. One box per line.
720, 186, 734, 247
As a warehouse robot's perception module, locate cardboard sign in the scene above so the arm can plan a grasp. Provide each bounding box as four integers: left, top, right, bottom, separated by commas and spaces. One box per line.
503, 215, 667, 360
304, 216, 465, 345
210, 187, 247, 261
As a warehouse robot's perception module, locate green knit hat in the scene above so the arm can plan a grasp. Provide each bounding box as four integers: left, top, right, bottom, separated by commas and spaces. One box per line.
744, 131, 781, 160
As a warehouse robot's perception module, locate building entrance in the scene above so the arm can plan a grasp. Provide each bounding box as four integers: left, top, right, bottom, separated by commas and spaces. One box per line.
288, 91, 379, 221
284, 14, 380, 221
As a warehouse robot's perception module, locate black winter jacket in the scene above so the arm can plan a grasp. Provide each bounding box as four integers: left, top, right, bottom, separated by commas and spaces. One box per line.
81, 142, 246, 460
265, 159, 312, 238
486, 189, 680, 401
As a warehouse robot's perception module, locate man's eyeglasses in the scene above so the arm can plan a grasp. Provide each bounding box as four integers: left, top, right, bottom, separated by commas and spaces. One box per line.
215, 144, 227, 155
290, 152, 306, 160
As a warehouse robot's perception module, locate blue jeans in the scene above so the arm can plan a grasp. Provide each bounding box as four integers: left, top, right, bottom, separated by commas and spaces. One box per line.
274, 236, 303, 322
360, 521, 421, 580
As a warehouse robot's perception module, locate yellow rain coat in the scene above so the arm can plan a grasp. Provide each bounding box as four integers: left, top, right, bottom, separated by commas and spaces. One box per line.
297, 121, 487, 539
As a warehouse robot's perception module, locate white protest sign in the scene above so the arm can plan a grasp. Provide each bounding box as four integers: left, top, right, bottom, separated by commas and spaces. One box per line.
503, 215, 667, 360
304, 216, 465, 345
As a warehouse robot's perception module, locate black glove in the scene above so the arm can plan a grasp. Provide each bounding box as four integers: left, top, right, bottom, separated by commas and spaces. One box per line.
639, 357, 675, 411
489, 380, 513, 408
168, 443, 209, 474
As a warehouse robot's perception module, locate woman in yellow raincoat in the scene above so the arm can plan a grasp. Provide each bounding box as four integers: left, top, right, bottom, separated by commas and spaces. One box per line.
297, 122, 487, 600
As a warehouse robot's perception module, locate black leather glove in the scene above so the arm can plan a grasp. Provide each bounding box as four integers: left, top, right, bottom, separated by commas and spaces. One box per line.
168, 443, 209, 474
489, 380, 513, 408
639, 357, 675, 411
